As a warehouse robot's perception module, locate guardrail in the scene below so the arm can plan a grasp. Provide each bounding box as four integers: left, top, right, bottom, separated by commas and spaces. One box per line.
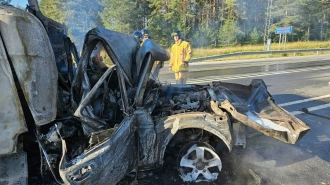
190, 48, 330, 62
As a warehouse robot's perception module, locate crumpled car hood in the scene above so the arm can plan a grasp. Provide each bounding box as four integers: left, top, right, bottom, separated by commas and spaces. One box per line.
212, 80, 310, 144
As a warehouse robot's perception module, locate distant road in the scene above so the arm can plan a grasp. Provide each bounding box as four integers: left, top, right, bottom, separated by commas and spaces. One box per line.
159, 54, 330, 81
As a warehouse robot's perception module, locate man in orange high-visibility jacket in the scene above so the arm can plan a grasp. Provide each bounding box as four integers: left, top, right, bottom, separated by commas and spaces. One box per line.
169, 30, 192, 84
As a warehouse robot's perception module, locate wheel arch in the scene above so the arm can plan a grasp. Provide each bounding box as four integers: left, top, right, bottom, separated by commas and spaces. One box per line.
155, 112, 233, 164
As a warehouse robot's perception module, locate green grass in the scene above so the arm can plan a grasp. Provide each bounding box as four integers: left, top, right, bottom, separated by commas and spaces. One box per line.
191, 41, 330, 61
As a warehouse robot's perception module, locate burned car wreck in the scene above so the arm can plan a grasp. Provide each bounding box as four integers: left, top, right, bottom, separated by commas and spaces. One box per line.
0, 3, 310, 185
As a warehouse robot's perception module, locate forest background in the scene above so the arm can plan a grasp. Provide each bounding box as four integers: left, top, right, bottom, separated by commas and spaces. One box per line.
3, 0, 330, 55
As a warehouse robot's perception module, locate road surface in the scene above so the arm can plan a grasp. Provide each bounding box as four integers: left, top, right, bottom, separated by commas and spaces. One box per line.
159, 54, 330, 80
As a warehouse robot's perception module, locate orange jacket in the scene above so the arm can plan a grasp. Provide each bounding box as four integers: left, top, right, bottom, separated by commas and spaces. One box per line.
170, 39, 192, 72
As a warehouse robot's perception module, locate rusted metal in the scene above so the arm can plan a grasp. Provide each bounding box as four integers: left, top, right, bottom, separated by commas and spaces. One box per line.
214, 80, 310, 144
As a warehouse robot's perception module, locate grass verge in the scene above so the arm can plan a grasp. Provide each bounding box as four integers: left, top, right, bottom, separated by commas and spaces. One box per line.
191, 41, 330, 61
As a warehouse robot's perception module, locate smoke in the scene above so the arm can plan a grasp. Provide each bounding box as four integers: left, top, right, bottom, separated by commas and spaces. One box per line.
62, 0, 103, 51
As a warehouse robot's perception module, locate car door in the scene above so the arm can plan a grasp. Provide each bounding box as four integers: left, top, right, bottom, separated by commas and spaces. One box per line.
59, 34, 138, 185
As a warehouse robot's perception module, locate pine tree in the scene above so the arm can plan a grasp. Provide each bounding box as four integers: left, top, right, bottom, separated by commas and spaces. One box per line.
148, 0, 194, 47
39, 0, 65, 24
249, 27, 260, 44
33, 0, 330, 47
64, 0, 103, 49
100, 0, 141, 34
40, 0, 103, 50
219, 0, 238, 46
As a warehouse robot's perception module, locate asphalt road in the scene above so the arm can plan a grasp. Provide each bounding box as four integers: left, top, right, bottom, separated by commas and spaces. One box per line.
159, 54, 330, 80
120, 63, 330, 185
174, 54, 330, 72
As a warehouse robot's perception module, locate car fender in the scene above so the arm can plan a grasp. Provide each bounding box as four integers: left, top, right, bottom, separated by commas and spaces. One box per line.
155, 112, 233, 164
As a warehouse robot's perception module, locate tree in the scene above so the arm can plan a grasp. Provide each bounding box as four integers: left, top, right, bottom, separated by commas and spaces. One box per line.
33, 0, 330, 48
39, 0, 65, 23
100, 0, 143, 34
148, 0, 194, 47
66, 0, 103, 49
219, 0, 239, 46
147, 13, 171, 47
249, 27, 260, 44
40, 0, 103, 50
236, 0, 267, 43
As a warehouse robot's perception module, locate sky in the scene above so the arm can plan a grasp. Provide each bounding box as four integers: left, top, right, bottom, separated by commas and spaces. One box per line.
10, 0, 29, 8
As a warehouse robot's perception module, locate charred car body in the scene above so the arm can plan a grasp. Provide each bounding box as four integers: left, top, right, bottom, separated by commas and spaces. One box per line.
0, 2, 310, 185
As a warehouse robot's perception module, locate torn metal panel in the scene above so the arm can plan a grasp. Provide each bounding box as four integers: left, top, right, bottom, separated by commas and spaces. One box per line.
0, 5, 57, 126
210, 100, 224, 115
0, 27, 27, 156
214, 80, 310, 144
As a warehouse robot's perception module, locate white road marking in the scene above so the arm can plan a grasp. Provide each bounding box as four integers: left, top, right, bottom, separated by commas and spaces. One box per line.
278, 94, 330, 107
290, 103, 330, 115
186, 66, 330, 84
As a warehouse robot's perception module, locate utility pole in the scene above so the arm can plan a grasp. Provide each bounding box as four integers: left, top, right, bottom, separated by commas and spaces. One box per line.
263, 0, 273, 51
